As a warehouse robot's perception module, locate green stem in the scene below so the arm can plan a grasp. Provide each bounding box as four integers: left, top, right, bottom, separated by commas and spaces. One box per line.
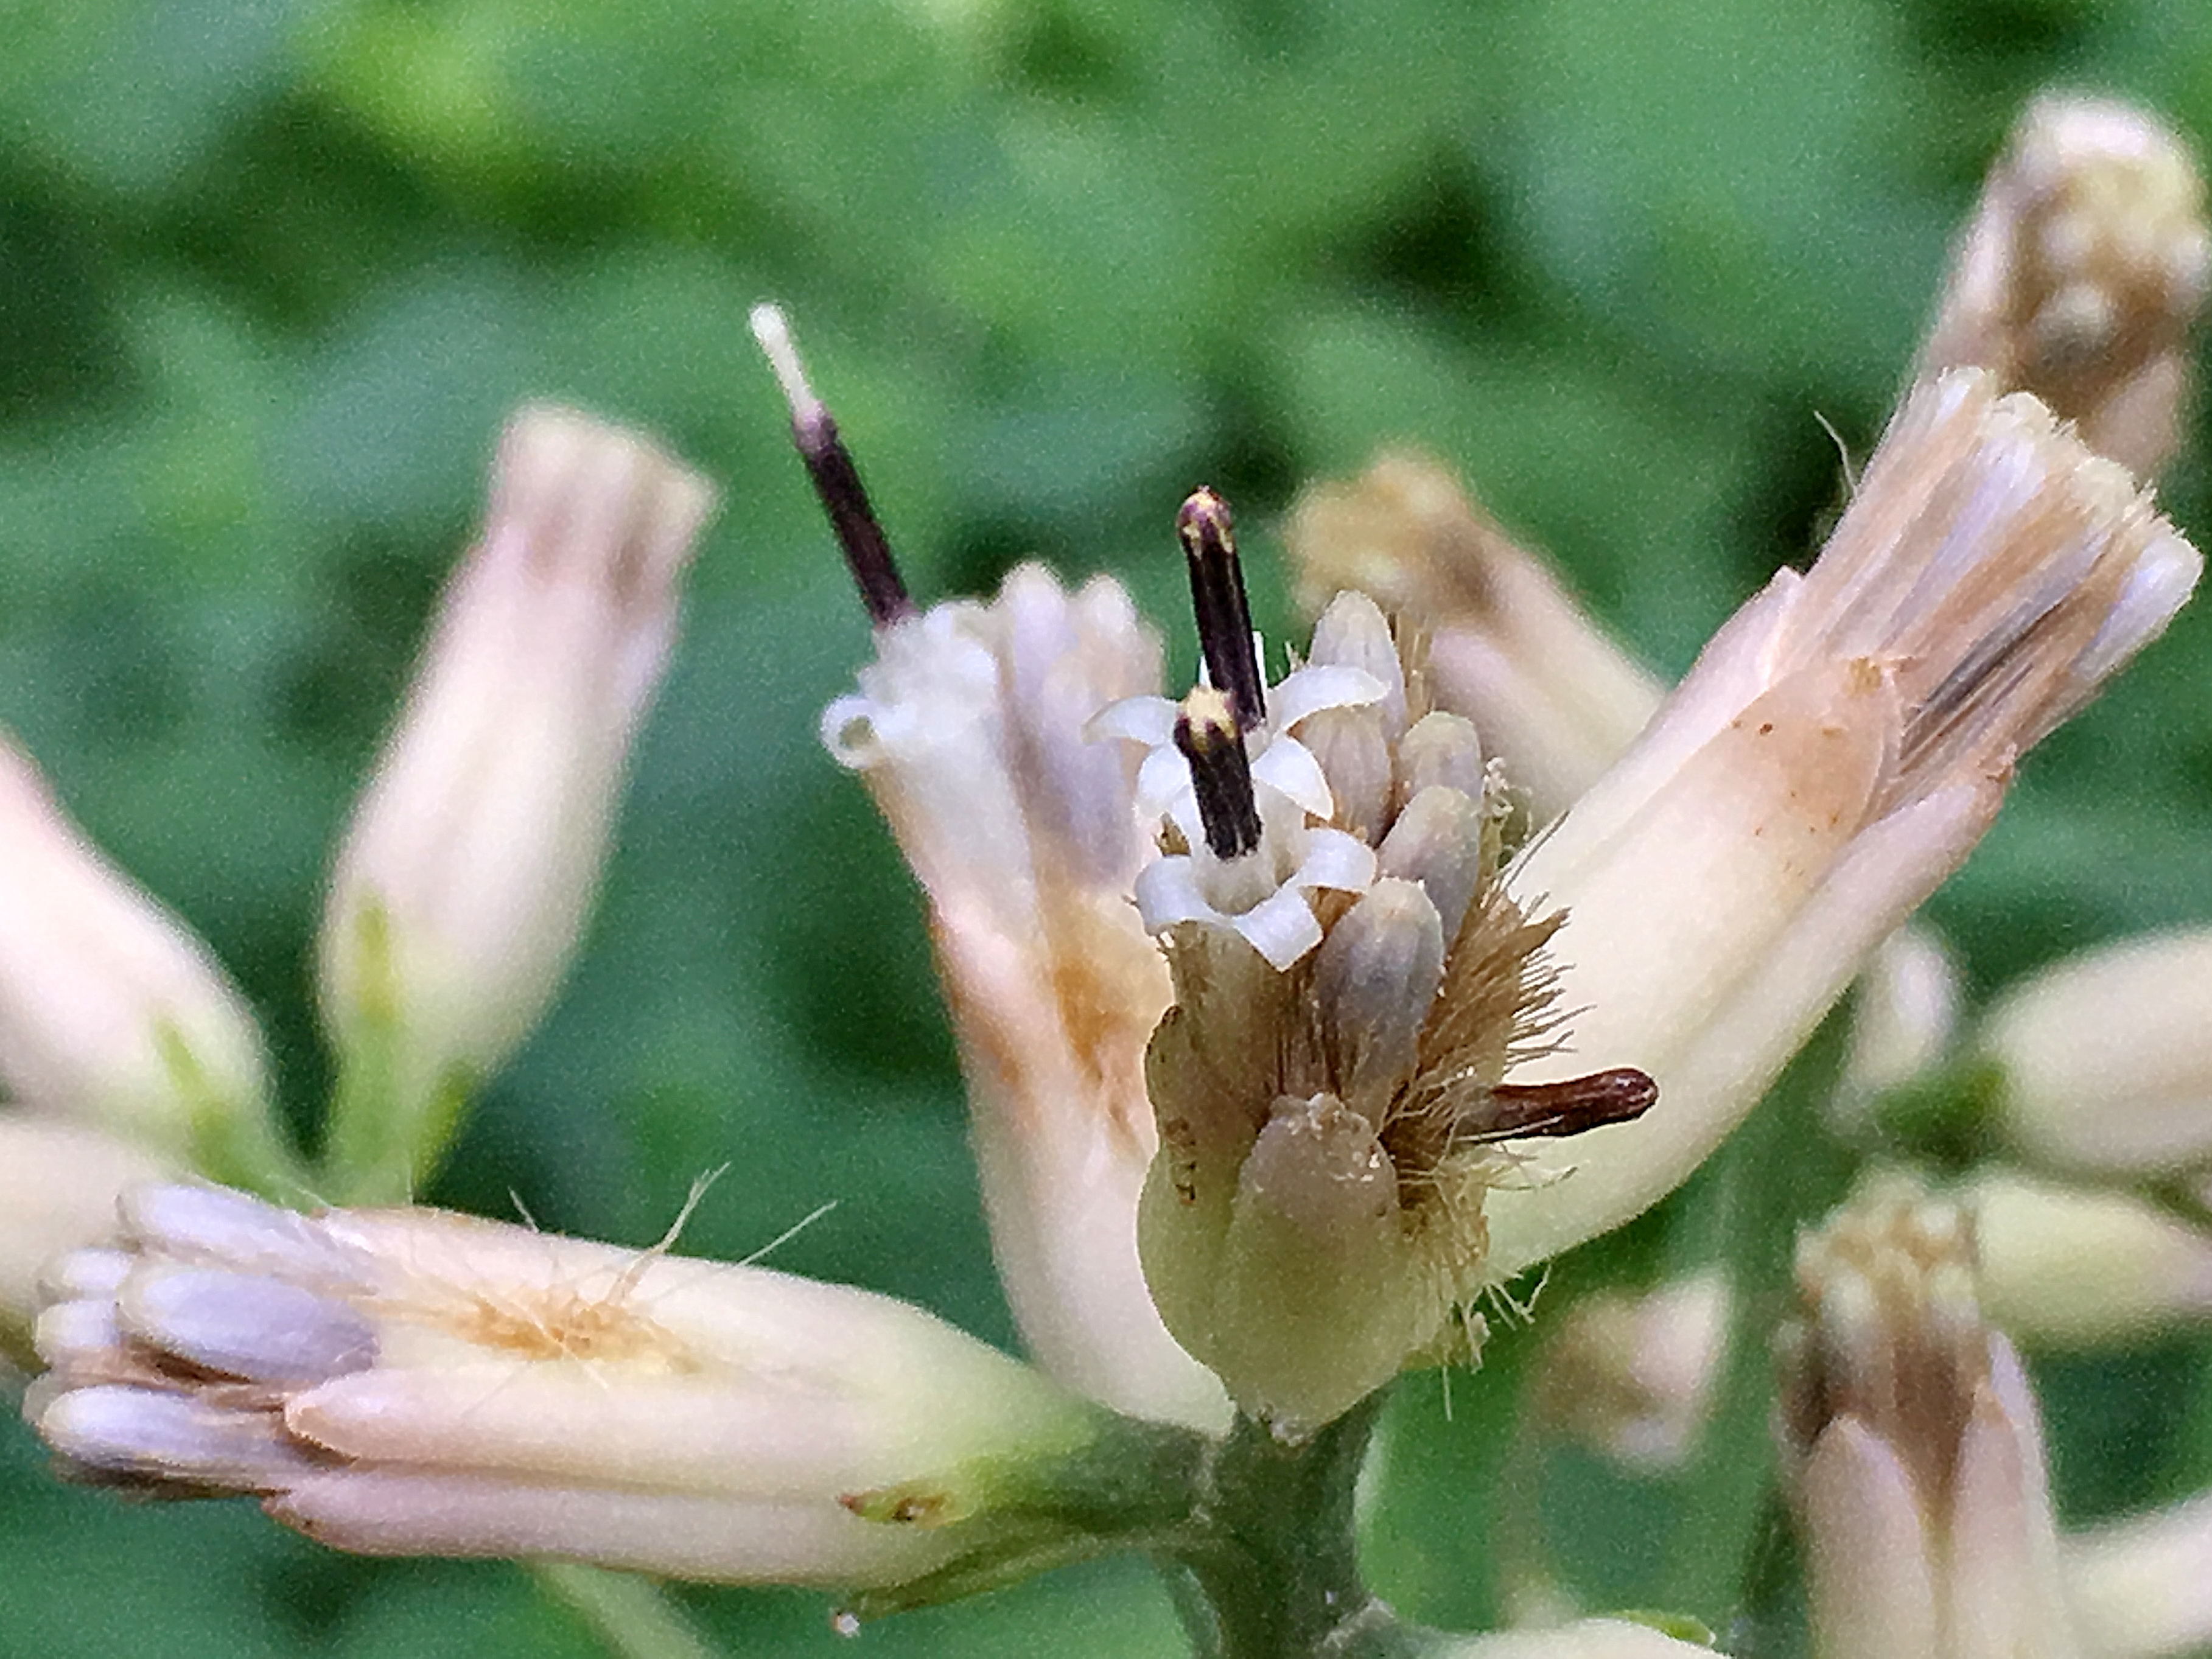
320, 1021, 474, 1204
1657, 1008, 1858, 1630
1161, 1396, 1427, 1659
529, 1563, 718, 1659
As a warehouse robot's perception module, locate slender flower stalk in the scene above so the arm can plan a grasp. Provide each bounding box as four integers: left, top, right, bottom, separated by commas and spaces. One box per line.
1778, 1177, 2080, 1659
1476, 369, 2200, 1282
758, 304, 1228, 1431
29, 1184, 1113, 1591
319, 408, 716, 1201
0, 733, 288, 1192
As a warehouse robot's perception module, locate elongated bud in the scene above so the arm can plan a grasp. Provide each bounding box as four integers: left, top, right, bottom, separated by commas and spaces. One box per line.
1972, 1171, 2212, 1348
0, 735, 285, 1190
30, 1184, 1119, 1593
1980, 928, 2212, 1178
1284, 454, 1664, 819
1920, 94, 2209, 477
2063, 1492, 2212, 1659
318, 407, 716, 1201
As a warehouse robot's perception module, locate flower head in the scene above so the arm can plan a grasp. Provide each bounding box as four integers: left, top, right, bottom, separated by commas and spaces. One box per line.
1777, 1176, 2078, 1659
29, 1184, 1106, 1591
1476, 368, 2200, 1282
1118, 492, 1657, 1434
1920, 93, 2209, 477
764, 304, 1227, 1431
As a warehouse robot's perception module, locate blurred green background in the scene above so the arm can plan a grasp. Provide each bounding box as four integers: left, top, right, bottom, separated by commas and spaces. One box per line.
5, 0, 2212, 1653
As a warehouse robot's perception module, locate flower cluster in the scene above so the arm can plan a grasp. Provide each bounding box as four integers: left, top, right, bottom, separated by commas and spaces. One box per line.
2, 86, 2209, 1659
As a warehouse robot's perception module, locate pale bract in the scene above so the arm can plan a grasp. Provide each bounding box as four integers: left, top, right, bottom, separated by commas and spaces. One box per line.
30, 1184, 1100, 1590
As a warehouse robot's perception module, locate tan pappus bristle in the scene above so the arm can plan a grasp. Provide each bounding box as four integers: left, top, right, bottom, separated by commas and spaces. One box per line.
1774, 374, 2194, 817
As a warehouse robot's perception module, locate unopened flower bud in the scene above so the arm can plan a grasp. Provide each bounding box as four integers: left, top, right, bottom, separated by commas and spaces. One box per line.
1971, 1171, 2212, 1348
1981, 928, 2212, 1179
0, 735, 282, 1187
319, 407, 716, 1201
1307, 590, 1410, 741
2063, 1492, 2212, 1659
30, 1184, 1113, 1592
1533, 1270, 1732, 1472
1377, 784, 1488, 944
1427, 1623, 1720, 1658
1920, 94, 2210, 478
1393, 711, 1486, 810
1481, 369, 2199, 1282
1778, 1176, 2079, 1659
1836, 926, 1964, 1122
1315, 880, 1447, 1119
